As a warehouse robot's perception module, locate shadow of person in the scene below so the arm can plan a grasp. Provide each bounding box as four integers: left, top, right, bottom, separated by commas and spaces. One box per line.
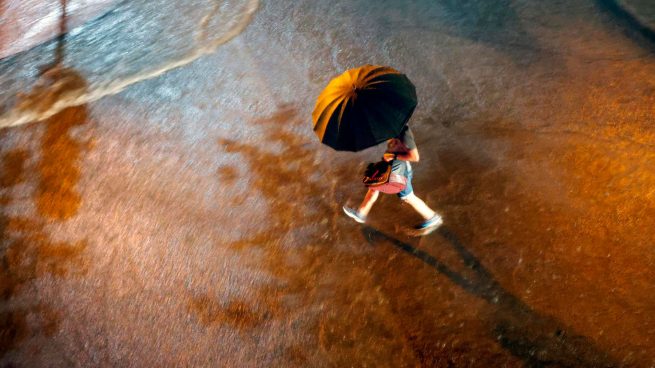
595, 0, 655, 52
360, 225, 618, 367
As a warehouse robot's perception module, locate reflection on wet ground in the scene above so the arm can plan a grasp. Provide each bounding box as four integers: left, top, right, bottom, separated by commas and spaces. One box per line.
38, 103, 89, 220
0, 110, 90, 359
0, 142, 87, 359
1, 1, 91, 360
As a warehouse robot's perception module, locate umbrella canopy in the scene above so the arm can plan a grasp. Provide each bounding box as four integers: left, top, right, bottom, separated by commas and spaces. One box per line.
312, 65, 417, 152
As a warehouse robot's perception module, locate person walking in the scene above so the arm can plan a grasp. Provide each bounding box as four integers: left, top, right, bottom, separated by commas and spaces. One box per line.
310, 64, 441, 231
342, 125, 442, 231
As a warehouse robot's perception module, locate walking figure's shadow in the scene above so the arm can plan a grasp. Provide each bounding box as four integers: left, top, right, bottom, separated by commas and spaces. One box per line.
361, 225, 618, 368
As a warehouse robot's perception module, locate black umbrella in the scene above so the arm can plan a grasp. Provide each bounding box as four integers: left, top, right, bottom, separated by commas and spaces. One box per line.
312, 65, 417, 152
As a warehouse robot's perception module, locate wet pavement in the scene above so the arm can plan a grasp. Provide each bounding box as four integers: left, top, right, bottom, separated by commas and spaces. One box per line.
1, 0, 655, 366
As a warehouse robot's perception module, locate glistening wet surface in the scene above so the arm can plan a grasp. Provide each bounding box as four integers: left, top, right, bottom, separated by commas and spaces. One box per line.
1, 0, 655, 366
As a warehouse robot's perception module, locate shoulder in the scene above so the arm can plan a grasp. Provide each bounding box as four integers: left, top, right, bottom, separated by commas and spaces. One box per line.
400, 126, 417, 149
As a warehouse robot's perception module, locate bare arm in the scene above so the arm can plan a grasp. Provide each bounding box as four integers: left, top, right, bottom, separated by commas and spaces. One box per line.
384, 148, 420, 162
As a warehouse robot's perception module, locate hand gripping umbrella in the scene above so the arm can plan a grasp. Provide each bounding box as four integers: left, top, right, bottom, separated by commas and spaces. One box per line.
312, 65, 417, 152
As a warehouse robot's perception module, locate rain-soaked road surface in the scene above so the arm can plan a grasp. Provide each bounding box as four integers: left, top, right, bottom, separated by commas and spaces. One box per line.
1, 0, 655, 366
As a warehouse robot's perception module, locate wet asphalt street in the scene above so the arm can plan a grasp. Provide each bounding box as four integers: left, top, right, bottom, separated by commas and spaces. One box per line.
1, 0, 655, 366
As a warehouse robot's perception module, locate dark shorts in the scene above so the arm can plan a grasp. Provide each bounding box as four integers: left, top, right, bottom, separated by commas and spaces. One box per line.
398, 167, 413, 198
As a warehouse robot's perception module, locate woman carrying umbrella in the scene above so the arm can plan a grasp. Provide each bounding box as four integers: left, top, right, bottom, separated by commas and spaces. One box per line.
312, 65, 442, 232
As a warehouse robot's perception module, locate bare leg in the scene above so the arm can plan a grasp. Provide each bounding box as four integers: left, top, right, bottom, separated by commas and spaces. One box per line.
401, 192, 436, 220
357, 189, 379, 217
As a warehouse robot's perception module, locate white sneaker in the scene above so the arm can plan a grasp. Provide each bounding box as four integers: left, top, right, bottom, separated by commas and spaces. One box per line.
414, 214, 443, 230
342, 206, 366, 223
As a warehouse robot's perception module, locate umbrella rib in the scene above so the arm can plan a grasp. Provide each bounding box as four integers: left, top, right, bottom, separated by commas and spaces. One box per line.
363, 67, 399, 84
358, 97, 383, 147
314, 96, 346, 139
351, 65, 366, 83
361, 80, 390, 90
337, 96, 350, 131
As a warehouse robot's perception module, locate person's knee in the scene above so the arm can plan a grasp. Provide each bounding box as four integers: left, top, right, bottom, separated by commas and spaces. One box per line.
399, 192, 415, 203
